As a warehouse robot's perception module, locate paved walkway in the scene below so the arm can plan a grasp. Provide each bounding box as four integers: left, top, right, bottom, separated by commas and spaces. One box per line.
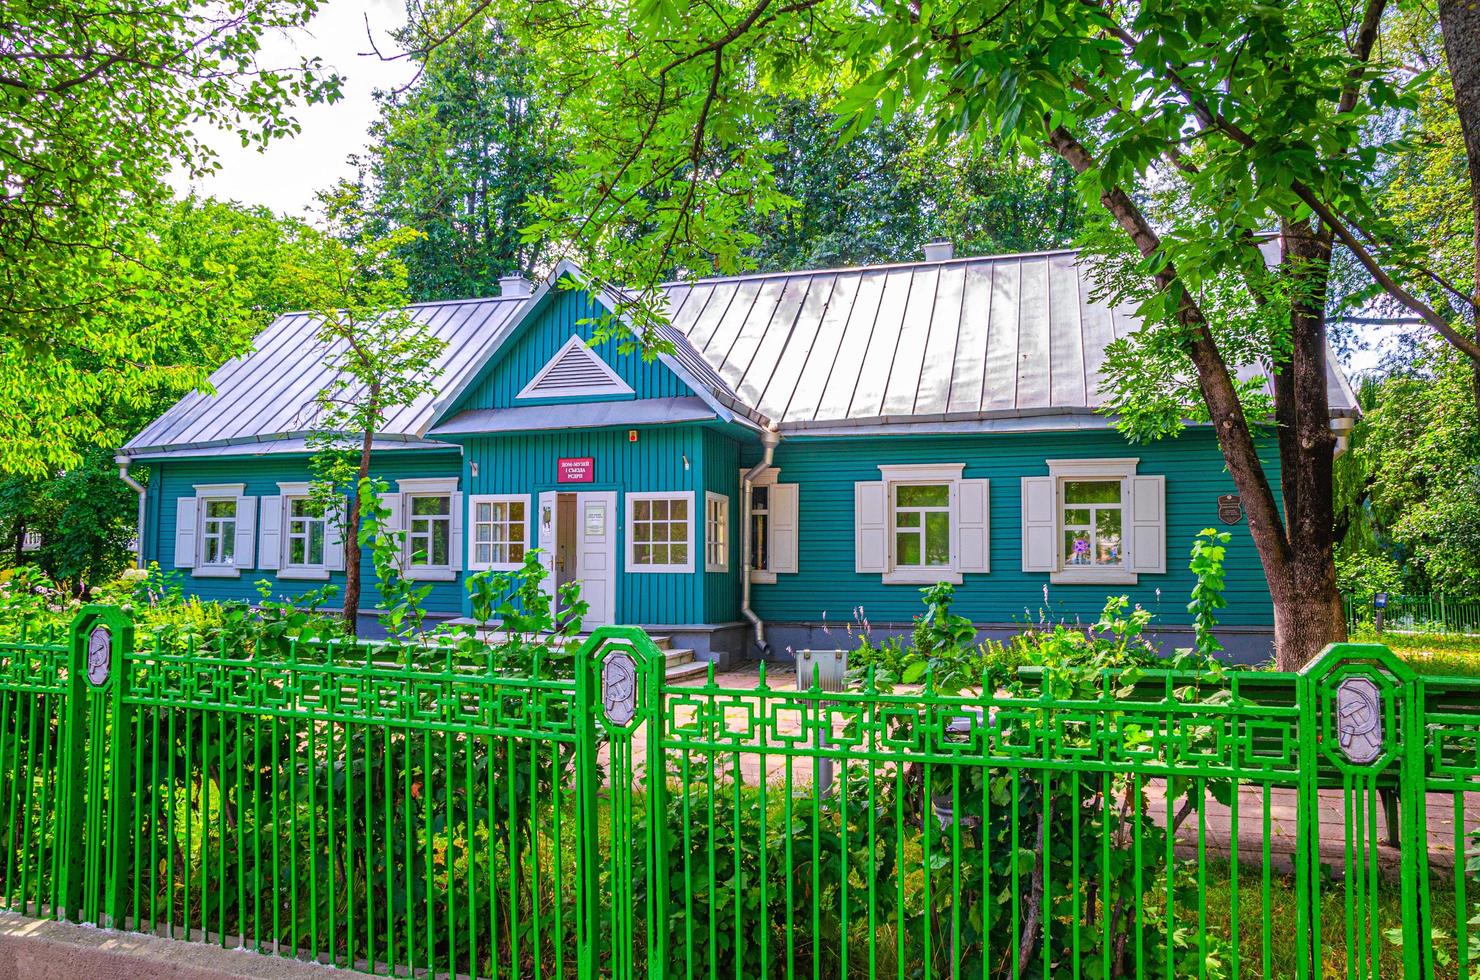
594, 661, 1480, 875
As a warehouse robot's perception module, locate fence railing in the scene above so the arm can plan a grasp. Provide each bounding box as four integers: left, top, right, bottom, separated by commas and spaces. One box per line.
1344, 592, 1480, 635
1, 607, 1478, 978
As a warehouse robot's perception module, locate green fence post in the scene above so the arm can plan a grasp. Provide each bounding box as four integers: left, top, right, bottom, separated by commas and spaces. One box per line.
58, 606, 133, 928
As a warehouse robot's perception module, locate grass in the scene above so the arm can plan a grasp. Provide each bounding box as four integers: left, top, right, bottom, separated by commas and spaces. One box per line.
1348, 625, 1480, 677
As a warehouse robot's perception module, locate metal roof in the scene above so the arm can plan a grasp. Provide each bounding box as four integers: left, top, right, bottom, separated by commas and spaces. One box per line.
123, 297, 526, 454
658, 248, 1360, 428
124, 248, 1359, 455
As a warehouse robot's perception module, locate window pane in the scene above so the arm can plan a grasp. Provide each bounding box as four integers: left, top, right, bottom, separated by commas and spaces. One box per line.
924, 512, 951, 564
290, 538, 306, 565
752, 486, 769, 510
751, 514, 768, 569
653, 544, 669, 565
510, 501, 524, 522
221, 528, 235, 561
413, 495, 450, 516
510, 542, 525, 561
1063, 508, 1092, 527
1064, 481, 1120, 505
207, 500, 236, 518
671, 543, 687, 565
896, 532, 921, 566
291, 499, 311, 518
671, 499, 687, 521
476, 523, 492, 544
1065, 531, 1092, 565
476, 543, 491, 564
634, 522, 650, 542
634, 543, 651, 564
205, 538, 220, 564
510, 523, 525, 543
431, 522, 449, 565
476, 502, 491, 523
309, 522, 324, 565
651, 499, 668, 520
896, 484, 948, 507
1095, 510, 1122, 564
896, 511, 921, 528
635, 499, 650, 520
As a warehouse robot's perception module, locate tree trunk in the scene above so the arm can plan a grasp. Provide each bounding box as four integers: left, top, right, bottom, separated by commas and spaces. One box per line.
1045, 124, 1348, 669
341, 413, 379, 636
1438, 0, 1480, 415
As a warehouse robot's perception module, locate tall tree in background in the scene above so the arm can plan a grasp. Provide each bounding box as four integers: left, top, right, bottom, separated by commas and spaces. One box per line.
349, 10, 562, 301
407, 0, 1477, 668
0, 1, 340, 476
297, 194, 446, 633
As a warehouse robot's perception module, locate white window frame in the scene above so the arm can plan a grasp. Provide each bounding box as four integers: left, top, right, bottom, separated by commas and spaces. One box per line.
705, 491, 729, 573
748, 479, 774, 584
878, 464, 963, 585
1046, 458, 1138, 586
200, 497, 238, 568
192, 483, 247, 578
468, 493, 531, 572
625, 490, 695, 574
277, 482, 330, 580
395, 477, 459, 581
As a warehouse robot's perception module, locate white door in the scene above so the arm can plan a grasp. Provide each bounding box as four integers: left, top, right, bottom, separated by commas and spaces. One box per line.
537, 490, 558, 603
575, 491, 616, 627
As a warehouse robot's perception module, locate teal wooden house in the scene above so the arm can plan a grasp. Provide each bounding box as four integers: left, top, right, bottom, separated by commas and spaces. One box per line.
119, 245, 1359, 664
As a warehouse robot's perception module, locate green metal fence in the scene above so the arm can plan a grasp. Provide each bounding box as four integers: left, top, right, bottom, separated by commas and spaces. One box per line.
1344, 593, 1480, 636
1, 607, 1477, 978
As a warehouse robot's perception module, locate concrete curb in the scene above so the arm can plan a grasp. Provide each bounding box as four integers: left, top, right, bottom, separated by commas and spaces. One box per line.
0, 912, 341, 979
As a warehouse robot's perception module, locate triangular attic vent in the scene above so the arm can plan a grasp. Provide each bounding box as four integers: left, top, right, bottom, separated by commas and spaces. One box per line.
517, 335, 634, 400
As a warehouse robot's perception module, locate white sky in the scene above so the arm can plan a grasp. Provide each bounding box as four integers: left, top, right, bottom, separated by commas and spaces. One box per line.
168, 1, 415, 219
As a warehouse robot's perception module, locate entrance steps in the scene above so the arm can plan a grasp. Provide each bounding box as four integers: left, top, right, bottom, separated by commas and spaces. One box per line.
445, 621, 711, 682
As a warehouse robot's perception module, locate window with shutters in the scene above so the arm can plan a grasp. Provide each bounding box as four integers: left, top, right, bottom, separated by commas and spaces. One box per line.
517, 335, 635, 400
744, 468, 799, 583
749, 486, 769, 572
858, 464, 989, 585
1023, 459, 1163, 585
201, 499, 237, 566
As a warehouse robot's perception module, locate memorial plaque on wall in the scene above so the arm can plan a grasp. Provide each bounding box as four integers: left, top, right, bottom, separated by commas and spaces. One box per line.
1217, 493, 1243, 525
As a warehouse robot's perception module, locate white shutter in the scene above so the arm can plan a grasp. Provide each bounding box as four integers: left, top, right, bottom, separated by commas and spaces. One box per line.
1021, 476, 1057, 573
257, 496, 282, 570
233, 496, 257, 569
449, 491, 464, 571
379, 492, 403, 533
769, 483, 799, 574
957, 479, 990, 574
854, 481, 888, 574
173, 498, 198, 568
1128, 475, 1166, 574
325, 496, 346, 572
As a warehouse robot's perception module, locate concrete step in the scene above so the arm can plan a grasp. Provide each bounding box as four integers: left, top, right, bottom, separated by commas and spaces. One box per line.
663, 648, 694, 667
664, 657, 712, 682
648, 635, 674, 651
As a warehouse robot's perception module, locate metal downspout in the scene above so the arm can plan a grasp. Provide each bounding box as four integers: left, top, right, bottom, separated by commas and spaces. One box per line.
741, 427, 780, 657
115, 455, 146, 569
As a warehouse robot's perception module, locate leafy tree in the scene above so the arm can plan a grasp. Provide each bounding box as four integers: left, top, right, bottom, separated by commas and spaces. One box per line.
0, 449, 137, 595
297, 193, 447, 633
412, 0, 1478, 668
0, 1, 341, 475
346, 8, 563, 301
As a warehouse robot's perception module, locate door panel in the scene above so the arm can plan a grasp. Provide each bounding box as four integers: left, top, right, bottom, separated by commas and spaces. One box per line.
577, 492, 617, 627
538, 490, 558, 602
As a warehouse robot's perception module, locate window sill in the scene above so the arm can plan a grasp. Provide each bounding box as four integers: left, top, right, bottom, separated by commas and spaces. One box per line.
749, 570, 777, 585
466, 563, 524, 574
405, 567, 457, 582
1050, 569, 1138, 586
705, 563, 729, 574
278, 568, 330, 581
629, 565, 695, 575
191, 566, 241, 579
882, 569, 963, 586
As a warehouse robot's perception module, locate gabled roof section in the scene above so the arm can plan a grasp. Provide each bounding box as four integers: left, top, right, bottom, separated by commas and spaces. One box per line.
426, 259, 767, 430
516, 335, 635, 400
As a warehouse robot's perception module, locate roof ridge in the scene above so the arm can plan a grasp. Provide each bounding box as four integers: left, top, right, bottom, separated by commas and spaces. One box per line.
658, 246, 1085, 289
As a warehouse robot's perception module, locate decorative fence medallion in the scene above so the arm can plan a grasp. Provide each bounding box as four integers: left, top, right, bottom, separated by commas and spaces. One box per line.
601, 651, 639, 727
1335, 675, 1383, 764
86, 624, 111, 687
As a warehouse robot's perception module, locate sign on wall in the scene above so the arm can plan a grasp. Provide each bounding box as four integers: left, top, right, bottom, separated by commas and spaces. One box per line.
1217, 494, 1243, 525
558, 457, 595, 484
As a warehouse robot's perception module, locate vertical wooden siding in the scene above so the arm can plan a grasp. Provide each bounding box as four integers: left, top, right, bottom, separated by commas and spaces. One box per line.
465, 423, 738, 625
143, 452, 466, 615
453, 288, 695, 411
744, 428, 1281, 629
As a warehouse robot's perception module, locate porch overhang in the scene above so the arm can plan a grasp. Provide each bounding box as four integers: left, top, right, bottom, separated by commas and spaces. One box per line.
427, 396, 718, 437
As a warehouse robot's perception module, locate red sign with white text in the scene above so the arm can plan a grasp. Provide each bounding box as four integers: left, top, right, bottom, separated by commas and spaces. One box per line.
557, 457, 595, 483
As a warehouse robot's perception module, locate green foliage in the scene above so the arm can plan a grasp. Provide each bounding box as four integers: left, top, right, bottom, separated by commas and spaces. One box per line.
2, 2, 340, 476
0, 449, 137, 593
1187, 529, 1231, 662
357, 477, 436, 642
1336, 551, 1407, 598
1358, 346, 1480, 599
